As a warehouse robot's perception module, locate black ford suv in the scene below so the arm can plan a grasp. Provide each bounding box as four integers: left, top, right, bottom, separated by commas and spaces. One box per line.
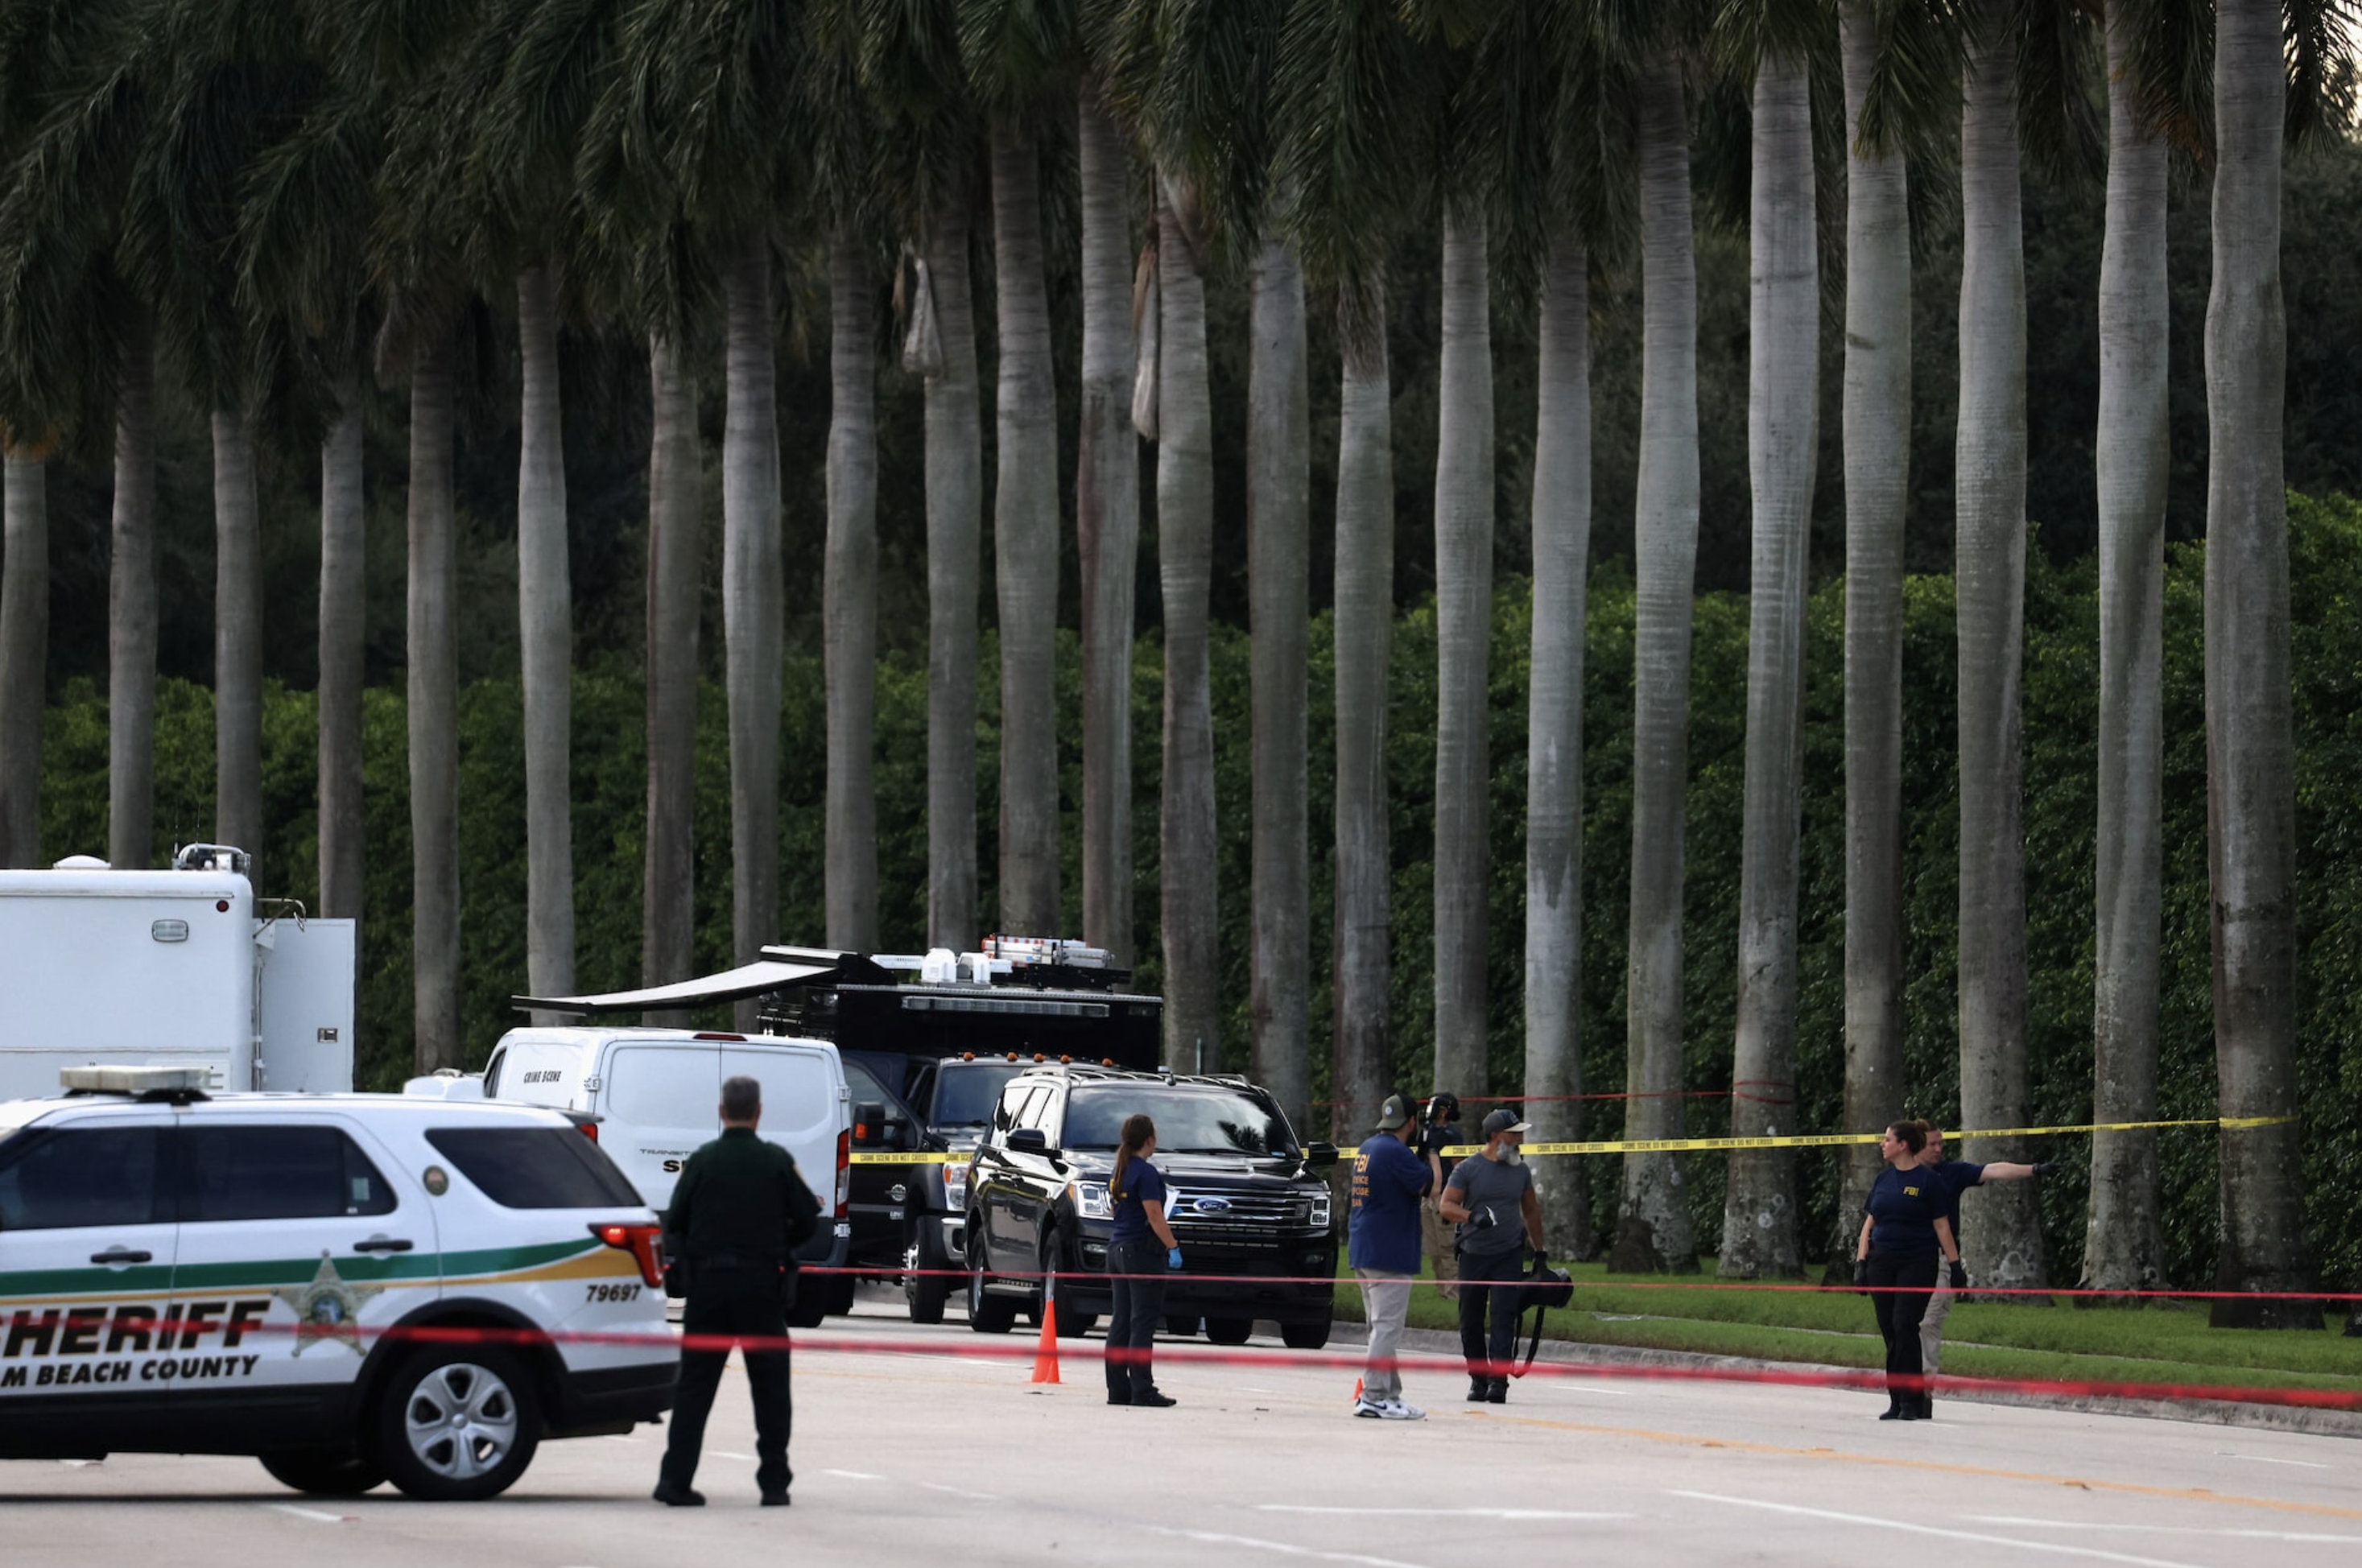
963, 1065, 1338, 1348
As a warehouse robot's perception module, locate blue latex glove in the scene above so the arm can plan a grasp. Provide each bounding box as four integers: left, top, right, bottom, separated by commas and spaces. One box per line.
1167, 1247, 1183, 1271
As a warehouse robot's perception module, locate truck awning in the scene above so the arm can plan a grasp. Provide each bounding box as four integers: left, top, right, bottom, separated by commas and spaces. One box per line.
513, 957, 844, 1016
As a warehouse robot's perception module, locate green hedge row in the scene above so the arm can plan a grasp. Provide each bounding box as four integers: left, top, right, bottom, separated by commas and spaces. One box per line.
35, 491, 2362, 1287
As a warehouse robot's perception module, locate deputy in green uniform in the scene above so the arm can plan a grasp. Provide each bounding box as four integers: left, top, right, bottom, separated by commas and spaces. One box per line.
654, 1075, 820, 1508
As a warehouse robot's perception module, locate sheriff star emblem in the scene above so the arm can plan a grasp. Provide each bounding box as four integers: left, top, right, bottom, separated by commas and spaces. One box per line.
272, 1252, 386, 1356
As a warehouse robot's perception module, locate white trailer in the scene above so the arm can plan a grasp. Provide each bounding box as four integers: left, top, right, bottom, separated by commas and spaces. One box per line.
0, 844, 354, 1099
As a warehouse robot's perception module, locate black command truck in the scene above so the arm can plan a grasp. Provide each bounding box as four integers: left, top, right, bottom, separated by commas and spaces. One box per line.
961, 1064, 1339, 1349
510, 938, 1172, 1327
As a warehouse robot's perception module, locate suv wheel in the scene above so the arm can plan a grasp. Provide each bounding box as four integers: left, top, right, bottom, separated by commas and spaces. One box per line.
967, 1223, 1017, 1334
374, 1347, 542, 1501
260, 1450, 387, 1496
1165, 1314, 1202, 1337
1280, 1317, 1332, 1351
1204, 1316, 1254, 1347
905, 1229, 950, 1325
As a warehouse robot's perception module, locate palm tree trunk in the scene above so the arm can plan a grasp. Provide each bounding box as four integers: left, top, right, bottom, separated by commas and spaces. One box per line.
991, 117, 1060, 938
643, 334, 701, 1024
723, 229, 783, 1027
1432, 204, 1494, 1100
1249, 233, 1311, 1129
318, 376, 365, 920
2204, 0, 2315, 1328
2087, 0, 2169, 1296
213, 410, 262, 864
1526, 227, 1592, 1259
926, 195, 982, 951
1834, 0, 1910, 1276
1331, 291, 1394, 1145
109, 311, 158, 872
408, 322, 462, 1073
826, 226, 879, 951
1157, 175, 1217, 1071
1077, 84, 1138, 966
1721, 47, 1817, 1281
0, 452, 44, 869
1615, 49, 1700, 1273
517, 261, 575, 1014
1956, 8, 2044, 1290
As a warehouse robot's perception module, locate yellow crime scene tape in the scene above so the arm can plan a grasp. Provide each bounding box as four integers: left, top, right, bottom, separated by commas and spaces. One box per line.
850, 1116, 2292, 1164
1437, 1114, 2295, 1159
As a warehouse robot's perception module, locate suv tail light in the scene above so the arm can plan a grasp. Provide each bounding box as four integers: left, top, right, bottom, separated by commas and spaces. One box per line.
591, 1223, 667, 1289
834, 1128, 851, 1218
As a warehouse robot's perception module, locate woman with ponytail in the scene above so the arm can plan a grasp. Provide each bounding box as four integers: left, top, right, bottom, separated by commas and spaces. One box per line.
1105, 1112, 1181, 1407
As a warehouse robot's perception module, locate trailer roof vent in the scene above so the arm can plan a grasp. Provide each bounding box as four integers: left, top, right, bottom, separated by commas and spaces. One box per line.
59, 1065, 213, 1101
52, 854, 109, 870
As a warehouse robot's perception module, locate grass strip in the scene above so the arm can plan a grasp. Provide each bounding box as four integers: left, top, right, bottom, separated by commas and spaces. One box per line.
1330, 1258, 2362, 1396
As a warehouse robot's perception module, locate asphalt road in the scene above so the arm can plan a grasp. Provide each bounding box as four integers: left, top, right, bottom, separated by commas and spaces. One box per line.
5, 1290, 2357, 1567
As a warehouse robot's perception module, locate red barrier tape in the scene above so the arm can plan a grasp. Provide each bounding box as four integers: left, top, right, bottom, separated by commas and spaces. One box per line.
811, 1265, 2362, 1303
123, 1315, 2358, 1414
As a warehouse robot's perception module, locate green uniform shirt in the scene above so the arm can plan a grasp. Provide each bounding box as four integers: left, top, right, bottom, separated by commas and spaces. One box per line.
666, 1126, 820, 1263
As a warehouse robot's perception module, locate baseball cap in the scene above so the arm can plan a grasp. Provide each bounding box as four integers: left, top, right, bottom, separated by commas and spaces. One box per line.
1481, 1108, 1531, 1137
1374, 1093, 1416, 1131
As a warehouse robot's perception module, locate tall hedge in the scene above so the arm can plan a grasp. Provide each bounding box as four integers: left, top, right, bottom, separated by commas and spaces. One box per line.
36, 492, 2362, 1288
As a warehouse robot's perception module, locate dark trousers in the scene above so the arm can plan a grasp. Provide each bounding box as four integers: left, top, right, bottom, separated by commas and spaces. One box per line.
1105, 1236, 1168, 1397
1457, 1246, 1527, 1379
1867, 1248, 1938, 1393
660, 1267, 793, 1496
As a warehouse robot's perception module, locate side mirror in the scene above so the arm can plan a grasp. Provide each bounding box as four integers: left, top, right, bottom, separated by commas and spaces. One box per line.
853, 1101, 888, 1149
1303, 1141, 1339, 1170
1006, 1128, 1051, 1157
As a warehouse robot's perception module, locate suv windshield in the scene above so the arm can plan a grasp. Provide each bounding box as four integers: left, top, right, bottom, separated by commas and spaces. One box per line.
1063, 1085, 1296, 1159
932, 1063, 1024, 1127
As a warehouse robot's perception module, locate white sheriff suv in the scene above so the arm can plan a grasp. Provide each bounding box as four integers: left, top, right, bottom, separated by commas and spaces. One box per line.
0, 1067, 677, 1500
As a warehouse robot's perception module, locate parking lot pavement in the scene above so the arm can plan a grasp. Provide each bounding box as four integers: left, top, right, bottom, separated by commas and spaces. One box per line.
6, 1294, 2359, 1567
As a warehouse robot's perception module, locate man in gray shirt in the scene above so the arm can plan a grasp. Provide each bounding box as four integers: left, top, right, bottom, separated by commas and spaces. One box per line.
1439, 1109, 1545, 1404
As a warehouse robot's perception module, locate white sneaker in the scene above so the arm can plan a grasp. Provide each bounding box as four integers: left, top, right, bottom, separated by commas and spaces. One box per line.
1355, 1398, 1425, 1421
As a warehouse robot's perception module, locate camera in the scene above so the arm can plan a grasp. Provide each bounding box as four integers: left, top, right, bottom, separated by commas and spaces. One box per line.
1418, 1092, 1461, 1158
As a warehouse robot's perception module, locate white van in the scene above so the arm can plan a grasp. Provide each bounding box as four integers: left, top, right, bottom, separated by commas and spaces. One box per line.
471, 1027, 855, 1323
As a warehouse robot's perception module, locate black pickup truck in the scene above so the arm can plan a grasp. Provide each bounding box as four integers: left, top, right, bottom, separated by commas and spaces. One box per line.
962, 1064, 1339, 1348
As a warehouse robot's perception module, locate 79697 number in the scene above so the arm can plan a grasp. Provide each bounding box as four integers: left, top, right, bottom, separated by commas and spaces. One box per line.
584, 1282, 642, 1303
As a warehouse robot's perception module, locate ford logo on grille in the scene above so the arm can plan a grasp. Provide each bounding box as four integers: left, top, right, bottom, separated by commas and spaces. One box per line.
1192, 1197, 1232, 1215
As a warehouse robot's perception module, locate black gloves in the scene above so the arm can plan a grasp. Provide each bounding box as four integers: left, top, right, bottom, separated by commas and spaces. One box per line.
1530, 1247, 1547, 1272
2032, 1161, 2058, 1179
1852, 1258, 1871, 1294
1948, 1260, 1969, 1290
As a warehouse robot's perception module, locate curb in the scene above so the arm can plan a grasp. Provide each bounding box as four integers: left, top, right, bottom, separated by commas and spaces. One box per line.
1297, 1318, 2362, 1441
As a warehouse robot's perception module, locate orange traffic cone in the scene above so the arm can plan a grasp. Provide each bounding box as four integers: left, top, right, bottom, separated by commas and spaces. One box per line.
1030, 1296, 1061, 1384
1352, 1376, 1364, 1404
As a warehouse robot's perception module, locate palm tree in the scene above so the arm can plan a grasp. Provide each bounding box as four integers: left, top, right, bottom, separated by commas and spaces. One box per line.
1154, 172, 1217, 1071
857, 0, 982, 951
824, 221, 880, 951
1248, 228, 1312, 1122
0, 450, 41, 869
1270, 0, 1427, 1136
515, 256, 576, 1002
111, 309, 159, 873
2086, 0, 2199, 1296
1831, 0, 1949, 1272
2201, 0, 2319, 1329
1077, 69, 1139, 967
1615, 19, 1707, 1275
809, 19, 881, 954
959, 1, 1063, 941
317, 373, 365, 919
1105, 0, 1283, 1074
643, 323, 702, 1005
588, 0, 810, 1021
1954, 0, 2094, 1292
1720, 5, 1823, 1281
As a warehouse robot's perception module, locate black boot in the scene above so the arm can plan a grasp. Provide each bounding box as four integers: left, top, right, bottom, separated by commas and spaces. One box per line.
1877, 1393, 1905, 1421
1468, 1376, 1490, 1402
1915, 1392, 1935, 1420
